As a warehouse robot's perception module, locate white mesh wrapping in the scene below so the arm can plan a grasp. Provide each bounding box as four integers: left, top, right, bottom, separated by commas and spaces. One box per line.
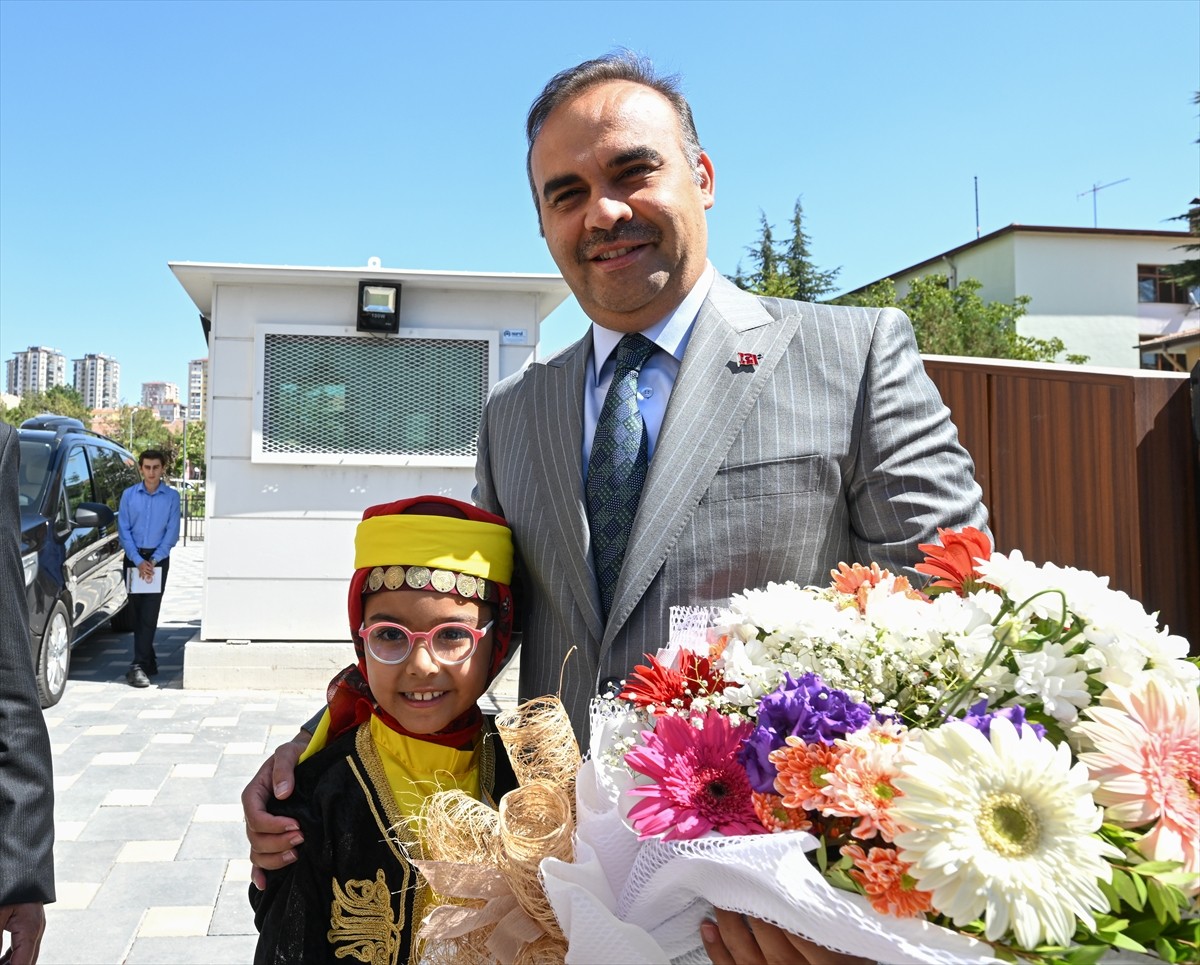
539, 705, 1006, 965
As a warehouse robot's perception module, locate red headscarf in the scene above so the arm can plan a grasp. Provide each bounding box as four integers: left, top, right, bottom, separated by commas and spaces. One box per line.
324, 495, 515, 748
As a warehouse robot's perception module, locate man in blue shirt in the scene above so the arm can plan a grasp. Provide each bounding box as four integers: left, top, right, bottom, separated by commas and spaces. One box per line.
117, 449, 180, 688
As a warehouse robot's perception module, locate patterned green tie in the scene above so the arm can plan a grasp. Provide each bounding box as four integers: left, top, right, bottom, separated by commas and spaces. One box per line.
587, 333, 657, 620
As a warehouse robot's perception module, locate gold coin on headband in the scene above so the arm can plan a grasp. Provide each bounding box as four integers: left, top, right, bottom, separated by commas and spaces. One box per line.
430, 569, 456, 593
367, 568, 385, 592
406, 566, 432, 589
383, 565, 407, 590
456, 573, 478, 598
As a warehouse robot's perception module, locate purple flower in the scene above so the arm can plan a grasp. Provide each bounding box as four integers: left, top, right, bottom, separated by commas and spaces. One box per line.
737, 672, 872, 793
960, 698, 1046, 740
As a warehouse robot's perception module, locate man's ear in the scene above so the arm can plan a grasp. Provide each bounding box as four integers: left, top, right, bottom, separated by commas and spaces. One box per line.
697, 151, 715, 210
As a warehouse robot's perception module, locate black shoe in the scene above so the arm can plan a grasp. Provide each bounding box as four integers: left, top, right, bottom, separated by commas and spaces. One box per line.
126, 666, 151, 688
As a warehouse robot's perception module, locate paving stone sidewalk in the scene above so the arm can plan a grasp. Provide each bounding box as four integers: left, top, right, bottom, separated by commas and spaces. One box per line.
35, 542, 326, 964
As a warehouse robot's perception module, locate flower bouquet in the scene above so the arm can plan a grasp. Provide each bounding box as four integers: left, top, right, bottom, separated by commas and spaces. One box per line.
539, 529, 1199, 964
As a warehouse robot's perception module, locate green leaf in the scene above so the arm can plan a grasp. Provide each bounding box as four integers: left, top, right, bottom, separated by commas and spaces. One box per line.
1058, 944, 1109, 965
1146, 878, 1169, 924
1112, 868, 1144, 910
1131, 860, 1183, 875
1106, 931, 1148, 953
1097, 879, 1122, 913
1154, 936, 1179, 963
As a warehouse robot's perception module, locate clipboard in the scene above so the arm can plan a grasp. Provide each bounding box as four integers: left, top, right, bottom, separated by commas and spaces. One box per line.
127, 567, 163, 594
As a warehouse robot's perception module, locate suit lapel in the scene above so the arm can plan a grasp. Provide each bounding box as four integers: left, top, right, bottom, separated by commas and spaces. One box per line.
531, 333, 605, 643
601, 277, 804, 649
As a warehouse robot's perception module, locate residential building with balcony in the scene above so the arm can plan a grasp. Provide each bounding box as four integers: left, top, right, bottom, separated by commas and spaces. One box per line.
6, 345, 67, 396
74, 353, 121, 408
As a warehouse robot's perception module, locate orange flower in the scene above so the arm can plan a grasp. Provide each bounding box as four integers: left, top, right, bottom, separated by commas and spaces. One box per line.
842, 844, 934, 918
914, 526, 992, 595
751, 791, 813, 833
831, 562, 928, 612
769, 738, 843, 811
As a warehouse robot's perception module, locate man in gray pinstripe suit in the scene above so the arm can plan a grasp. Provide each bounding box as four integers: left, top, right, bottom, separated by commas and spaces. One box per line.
475, 52, 987, 745
245, 56, 983, 959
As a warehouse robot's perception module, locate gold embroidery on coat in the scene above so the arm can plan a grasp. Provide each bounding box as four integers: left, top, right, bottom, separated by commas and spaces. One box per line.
328, 869, 400, 965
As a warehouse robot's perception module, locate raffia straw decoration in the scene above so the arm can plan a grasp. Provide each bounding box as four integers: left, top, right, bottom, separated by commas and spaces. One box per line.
499, 781, 574, 936
416, 695, 580, 964
494, 695, 581, 809
418, 789, 499, 865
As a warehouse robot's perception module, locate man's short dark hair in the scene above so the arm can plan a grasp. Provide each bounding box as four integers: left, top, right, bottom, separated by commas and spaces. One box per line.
524, 49, 704, 233
139, 449, 167, 467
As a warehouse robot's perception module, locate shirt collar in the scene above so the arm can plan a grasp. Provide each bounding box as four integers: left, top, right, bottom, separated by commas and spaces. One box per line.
590, 262, 716, 381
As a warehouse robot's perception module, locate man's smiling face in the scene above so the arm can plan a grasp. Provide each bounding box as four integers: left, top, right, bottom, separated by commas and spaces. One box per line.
530, 80, 715, 334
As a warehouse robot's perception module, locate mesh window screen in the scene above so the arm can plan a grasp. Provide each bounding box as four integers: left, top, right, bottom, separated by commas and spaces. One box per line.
262, 334, 488, 458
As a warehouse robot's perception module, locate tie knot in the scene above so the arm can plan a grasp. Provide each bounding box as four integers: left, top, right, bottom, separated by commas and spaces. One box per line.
612, 333, 656, 378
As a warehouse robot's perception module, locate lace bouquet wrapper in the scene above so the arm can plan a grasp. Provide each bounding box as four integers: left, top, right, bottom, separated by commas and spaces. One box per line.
540, 529, 1200, 964
412, 696, 582, 964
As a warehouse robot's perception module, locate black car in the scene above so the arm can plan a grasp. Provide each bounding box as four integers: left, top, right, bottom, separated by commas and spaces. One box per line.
17, 415, 140, 706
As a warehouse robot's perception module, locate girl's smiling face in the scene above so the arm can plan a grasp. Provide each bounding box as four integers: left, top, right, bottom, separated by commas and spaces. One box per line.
360, 588, 492, 736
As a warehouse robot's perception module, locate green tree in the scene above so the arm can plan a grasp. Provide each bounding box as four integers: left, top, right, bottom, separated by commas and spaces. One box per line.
0, 385, 91, 426
181, 419, 206, 479
838, 275, 1088, 364
1164, 94, 1200, 296
733, 199, 840, 302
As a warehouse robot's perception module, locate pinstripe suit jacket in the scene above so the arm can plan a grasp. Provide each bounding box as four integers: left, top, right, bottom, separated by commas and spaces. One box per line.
0, 420, 56, 906
474, 275, 987, 739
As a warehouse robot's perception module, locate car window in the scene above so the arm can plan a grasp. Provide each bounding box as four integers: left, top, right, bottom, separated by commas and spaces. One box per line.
62, 446, 94, 516
17, 439, 54, 509
89, 445, 136, 510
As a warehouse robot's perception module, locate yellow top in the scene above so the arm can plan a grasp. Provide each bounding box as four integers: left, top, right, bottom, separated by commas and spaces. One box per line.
299, 710, 480, 818
367, 715, 480, 818
354, 514, 513, 584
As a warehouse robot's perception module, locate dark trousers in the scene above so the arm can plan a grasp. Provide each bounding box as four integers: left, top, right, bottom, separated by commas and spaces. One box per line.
124, 550, 169, 671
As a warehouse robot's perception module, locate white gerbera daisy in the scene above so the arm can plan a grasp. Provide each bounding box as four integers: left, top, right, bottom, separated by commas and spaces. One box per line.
892, 718, 1119, 950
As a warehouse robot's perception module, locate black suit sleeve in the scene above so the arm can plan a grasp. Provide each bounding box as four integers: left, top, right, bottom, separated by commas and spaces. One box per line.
0, 422, 56, 906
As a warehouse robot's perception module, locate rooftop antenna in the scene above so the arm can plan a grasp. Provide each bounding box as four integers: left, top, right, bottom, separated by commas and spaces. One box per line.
1077, 178, 1129, 228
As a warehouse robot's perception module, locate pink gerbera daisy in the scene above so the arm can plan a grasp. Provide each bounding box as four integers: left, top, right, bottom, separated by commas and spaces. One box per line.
625, 710, 767, 841
1077, 677, 1200, 891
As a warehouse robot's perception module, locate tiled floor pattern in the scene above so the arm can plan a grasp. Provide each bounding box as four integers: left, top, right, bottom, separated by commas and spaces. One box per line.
31, 543, 327, 964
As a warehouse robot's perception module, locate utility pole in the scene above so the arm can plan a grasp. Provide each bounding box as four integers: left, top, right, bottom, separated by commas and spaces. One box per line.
1077, 178, 1130, 228
974, 176, 980, 239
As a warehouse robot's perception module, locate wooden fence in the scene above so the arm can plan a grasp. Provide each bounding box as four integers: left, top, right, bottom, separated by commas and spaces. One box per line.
923, 356, 1200, 651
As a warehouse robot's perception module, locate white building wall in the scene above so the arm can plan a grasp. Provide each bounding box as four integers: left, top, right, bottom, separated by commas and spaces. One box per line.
884, 230, 1196, 370
174, 265, 567, 644
895, 237, 1017, 305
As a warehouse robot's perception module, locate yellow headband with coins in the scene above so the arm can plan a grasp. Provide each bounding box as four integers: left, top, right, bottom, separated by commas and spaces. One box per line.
354, 514, 514, 587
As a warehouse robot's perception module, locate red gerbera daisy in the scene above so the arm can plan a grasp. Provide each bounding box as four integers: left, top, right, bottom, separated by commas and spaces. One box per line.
619, 651, 726, 714
914, 526, 992, 596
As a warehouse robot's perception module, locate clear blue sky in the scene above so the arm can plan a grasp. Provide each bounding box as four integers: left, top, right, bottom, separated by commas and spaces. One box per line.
1, 0, 1196, 403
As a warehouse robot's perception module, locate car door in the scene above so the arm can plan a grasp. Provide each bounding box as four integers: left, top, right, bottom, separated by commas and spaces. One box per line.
59, 445, 105, 624
87, 443, 137, 614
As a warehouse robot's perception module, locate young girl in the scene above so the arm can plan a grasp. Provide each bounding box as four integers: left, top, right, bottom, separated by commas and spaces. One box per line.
250, 495, 516, 964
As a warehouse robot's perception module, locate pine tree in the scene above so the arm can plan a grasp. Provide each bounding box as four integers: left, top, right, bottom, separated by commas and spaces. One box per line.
732, 198, 839, 302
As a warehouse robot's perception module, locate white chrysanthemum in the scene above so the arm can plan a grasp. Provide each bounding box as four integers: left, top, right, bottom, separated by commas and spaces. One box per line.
1013, 643, 1091, 722
893, 719, 1118, 950
975, 550, 1066, 621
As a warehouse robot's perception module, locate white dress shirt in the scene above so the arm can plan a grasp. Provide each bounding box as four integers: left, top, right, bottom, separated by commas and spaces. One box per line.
583, 263, 716, 477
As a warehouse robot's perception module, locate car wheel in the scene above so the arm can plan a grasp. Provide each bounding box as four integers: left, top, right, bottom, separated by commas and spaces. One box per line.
37, 602, 72, 708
